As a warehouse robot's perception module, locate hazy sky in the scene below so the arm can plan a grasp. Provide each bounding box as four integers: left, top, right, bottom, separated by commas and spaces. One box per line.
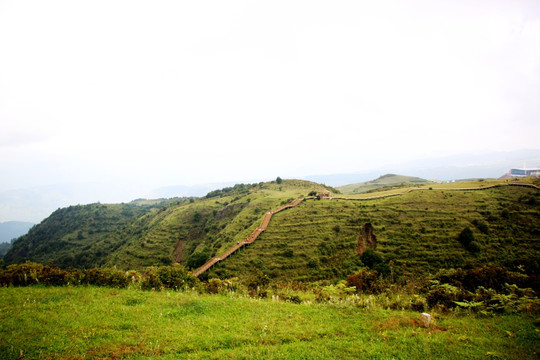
1, 0, 539, 193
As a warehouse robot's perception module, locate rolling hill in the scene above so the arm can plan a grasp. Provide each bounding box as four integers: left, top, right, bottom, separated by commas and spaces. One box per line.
3, 178, 539, 284
337, 174, 429, 195
3, 180, 336, 271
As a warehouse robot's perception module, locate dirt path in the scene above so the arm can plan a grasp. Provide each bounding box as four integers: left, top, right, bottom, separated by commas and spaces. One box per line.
193, 182, 538, 277
331, 182, 539, 201
193, 198, 305, 277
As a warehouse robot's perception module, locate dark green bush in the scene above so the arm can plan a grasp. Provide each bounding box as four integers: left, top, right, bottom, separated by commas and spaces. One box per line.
141, 266, 162, 290
346, 269, 382, 294
472, 219, 489, 234
361, 249, 384, 268
458, 227, 475, 247
186, 251, 210, 269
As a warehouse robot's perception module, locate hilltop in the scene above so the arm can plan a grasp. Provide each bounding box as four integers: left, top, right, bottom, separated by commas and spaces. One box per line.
3, 180, 336, 271
3, 178, 539, 284
337, 174, 428, 195
206, 179, 540, 282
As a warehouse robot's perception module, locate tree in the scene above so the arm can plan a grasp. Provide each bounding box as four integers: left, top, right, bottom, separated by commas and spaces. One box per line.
276, 177, 283, 184
458, 227, 475, 247
458, 227, 480, 253
186, 251, 209, 269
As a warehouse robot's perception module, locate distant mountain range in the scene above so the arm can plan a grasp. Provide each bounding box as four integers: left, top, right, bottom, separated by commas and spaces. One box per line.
0, 221, 34, 243
337, 174, 428, 195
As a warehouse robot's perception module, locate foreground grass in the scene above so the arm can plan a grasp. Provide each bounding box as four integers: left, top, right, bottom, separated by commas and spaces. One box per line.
1, 287, 538, 359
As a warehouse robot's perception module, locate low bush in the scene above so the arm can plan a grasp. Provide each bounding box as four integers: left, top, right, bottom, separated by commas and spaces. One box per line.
346, 269, 384, 294
0, 261, 199, 291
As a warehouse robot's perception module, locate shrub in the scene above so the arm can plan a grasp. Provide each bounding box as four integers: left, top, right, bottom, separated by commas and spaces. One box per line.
82, 268, 128, 288
361, 249, 384, 268
157, 264, 197, 290
458, 227, 475, 247
434, 265, 531, 293
307, 259, 319, 268
1, 261, 43, 286
140, 264, 198, 291
457, 227, 480, 252
282, 249, 294, 258
346, 269, 382, 294
187, 251, 210, 269
426, 282, 473, 311
141, 266, 162, 290
472, 219, 489, 234
41, 265, 69, 286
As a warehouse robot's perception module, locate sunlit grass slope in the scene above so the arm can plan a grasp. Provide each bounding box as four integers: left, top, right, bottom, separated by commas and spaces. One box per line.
337, 174, 428, 195
105, 180, 334, 270
208, 180, 539, 282
1, 286, 537, 359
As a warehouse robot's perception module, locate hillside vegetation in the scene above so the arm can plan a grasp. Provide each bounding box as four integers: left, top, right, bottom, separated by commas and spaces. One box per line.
1, 286, 538, 359
3, 201, 175, 268
337, 174, 428, 195
3, 178, 539, 286
3, 180, 337, 272
207, 179, 540, 282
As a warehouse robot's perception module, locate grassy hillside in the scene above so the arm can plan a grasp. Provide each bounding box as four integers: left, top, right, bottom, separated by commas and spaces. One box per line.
3, 201, 175, 268
4, 178, 538, 285
337, 174, 428, 195
3, 180, 336, 271
105, 180, 335, 270
208, 179, 540, 282
1, 286, 537, 359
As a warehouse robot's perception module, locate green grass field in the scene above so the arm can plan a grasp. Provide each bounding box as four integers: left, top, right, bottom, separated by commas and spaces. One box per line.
337, 174, 428, 195
1, 286, 538, 359
208, 181, 540, 282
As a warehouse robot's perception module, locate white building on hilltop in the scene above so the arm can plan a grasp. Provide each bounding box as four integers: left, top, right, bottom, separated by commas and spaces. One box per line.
508, 167, 540, 177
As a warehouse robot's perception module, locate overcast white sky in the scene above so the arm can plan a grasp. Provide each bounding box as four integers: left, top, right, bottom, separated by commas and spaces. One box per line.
1, 0, 539, 193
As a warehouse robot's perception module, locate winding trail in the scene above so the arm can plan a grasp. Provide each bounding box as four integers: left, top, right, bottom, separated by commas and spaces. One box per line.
192, 182, 538, 277
193, 198, 306, 277
330, 182, 539, 200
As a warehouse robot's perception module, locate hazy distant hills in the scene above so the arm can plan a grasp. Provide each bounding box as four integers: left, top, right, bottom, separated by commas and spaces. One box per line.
304, 149, 540, 186
0, 221, 34, 257
0, 182, 235, 224
1, 149, 539, 224
0, 221, 34, 243
337, 174, 428, 195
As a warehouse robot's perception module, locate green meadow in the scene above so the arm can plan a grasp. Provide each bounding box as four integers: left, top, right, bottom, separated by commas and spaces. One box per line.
1, 286, 538, 359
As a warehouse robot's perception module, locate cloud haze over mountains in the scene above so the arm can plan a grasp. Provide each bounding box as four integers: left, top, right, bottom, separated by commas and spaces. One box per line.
1, 1, 539, 200
1, 150, 538, 223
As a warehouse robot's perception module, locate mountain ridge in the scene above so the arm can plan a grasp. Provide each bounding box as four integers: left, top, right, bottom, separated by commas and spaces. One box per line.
4, 178, 539, 284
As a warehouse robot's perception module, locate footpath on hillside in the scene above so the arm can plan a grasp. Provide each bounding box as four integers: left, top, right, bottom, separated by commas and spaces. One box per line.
193, 182, 538, 277
193, 198, 306, 277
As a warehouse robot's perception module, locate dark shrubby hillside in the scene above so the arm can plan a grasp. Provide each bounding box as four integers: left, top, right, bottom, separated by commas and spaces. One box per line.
3, 201, 171, 268
3, 180, 331, 271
